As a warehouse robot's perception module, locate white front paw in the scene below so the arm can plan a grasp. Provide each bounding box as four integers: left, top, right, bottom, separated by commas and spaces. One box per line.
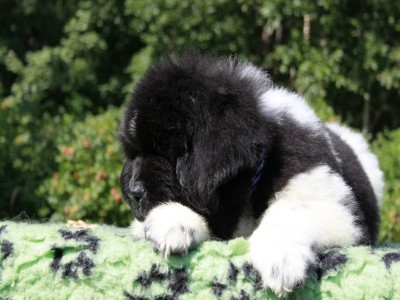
143, 202, 210, 257
249, 236, 316, 297
131, 219, 145, 239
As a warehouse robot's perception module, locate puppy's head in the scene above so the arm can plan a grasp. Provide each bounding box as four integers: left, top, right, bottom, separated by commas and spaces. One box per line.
119, 52, 273, 221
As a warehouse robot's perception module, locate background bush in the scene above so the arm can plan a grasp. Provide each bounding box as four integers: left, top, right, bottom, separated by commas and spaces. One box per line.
0, 0, 399, 239
372, 129, 400, 242
37, 108, 130, 226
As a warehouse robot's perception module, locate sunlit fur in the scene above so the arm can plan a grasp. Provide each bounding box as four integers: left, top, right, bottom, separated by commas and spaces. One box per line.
119, 52, 382, 296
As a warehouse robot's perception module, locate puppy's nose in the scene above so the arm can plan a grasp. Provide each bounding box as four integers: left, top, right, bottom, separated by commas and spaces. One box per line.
127, 183, 145, 210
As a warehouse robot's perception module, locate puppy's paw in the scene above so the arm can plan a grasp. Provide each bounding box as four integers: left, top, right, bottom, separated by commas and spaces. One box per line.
249, 235, 316, 297
131, 219, 145, 239
143, 202, 210, 257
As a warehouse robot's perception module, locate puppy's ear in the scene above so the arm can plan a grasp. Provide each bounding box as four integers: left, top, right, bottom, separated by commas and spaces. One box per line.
176, 102, 271, 215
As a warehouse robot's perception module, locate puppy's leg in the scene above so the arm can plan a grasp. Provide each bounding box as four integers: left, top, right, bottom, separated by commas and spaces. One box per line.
142, 202, 210, 257
249, 165, 362, 297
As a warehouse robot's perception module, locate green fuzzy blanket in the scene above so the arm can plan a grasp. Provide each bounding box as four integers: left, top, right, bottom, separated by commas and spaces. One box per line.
0, 222, 399, 300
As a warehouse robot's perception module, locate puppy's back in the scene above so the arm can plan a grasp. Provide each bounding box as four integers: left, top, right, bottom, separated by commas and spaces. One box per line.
326, 125, 382, 243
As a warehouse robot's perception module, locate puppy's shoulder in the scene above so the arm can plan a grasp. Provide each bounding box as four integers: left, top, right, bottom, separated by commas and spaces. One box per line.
259, 87, 322, 131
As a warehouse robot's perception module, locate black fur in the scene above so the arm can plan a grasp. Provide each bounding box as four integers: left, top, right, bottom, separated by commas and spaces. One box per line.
327, 129, 380, 242
119, 52, 379, 243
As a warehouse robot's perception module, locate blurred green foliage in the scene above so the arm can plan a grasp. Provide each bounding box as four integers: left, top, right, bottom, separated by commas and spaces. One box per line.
0, 0, 399, 237
372, 129, 400, 242
37, 108, 130, 226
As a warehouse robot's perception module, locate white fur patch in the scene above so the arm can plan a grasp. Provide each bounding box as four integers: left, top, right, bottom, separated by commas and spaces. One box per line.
237, 62, 271, 94
259, 88, 322, 130
249, 165, 360, 296
131, 218, 145, 239
143, 202, 210, 257
327, 123, 384, 205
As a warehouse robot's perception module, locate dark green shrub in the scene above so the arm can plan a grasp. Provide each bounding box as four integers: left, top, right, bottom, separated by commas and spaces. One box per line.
372, 129, 400, 242
38, 107, 131, 226
0, 96, 59, 219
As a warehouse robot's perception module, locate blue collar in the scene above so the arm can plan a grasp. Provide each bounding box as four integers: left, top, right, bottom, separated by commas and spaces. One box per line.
249, 159, 265, 192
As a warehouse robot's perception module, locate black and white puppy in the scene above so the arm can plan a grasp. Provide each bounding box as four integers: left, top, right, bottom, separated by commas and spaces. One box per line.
119, 52, 383, 296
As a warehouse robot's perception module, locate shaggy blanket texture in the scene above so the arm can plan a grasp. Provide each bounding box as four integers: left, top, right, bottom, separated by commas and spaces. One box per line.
0, 221, 399, 300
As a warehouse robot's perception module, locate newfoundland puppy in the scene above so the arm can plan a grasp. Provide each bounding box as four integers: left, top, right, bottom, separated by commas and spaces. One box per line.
119, 52, 383, 296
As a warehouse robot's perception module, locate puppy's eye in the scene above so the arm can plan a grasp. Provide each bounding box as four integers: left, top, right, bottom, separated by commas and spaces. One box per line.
127, 192, 141, 209
122, 144, 141, 160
